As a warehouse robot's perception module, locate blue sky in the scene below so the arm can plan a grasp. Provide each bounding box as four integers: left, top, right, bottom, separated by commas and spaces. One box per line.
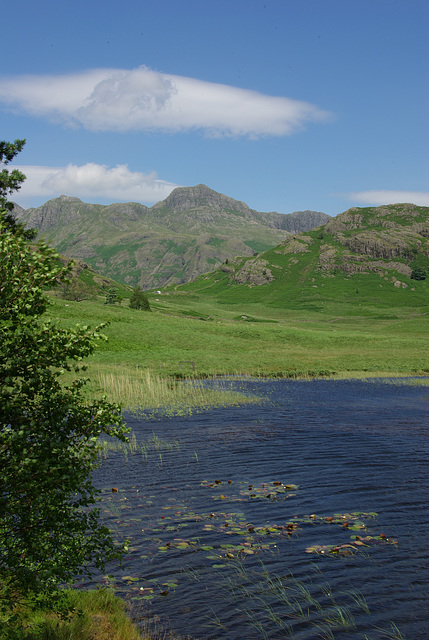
1, 0, 428, 215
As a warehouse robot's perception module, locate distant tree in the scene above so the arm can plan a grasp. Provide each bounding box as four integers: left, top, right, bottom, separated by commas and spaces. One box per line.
410, 267, 427, 281
129, 286, 151, 310
0, 140, 128, 629
61, 278, 97, 301
104, 287, 120, 305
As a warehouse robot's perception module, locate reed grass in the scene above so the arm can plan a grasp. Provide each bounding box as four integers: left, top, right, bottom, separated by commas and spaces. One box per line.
83, 364, 258, 412
221, 561, 404, 640
97, 431, 180, 461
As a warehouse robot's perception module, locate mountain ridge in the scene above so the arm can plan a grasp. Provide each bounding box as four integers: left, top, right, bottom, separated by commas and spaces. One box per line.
13, 185, 329, 288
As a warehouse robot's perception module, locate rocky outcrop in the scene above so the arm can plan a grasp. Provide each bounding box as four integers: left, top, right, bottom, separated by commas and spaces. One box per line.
276, 234, 313, 254
313, 203, 429, 278
233, 259, 274, 286
341, 232, 415, 260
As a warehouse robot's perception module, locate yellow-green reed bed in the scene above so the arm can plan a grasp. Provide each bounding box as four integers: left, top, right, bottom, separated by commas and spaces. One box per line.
80, 364, 259, 413
319, 371, 429, 385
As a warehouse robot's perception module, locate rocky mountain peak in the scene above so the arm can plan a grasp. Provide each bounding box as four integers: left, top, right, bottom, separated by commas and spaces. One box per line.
57, 195, 83, 203
151, 184, 250, 215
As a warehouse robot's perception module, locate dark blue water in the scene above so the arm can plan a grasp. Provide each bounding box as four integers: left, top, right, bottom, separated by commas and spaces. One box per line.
90, 379, 429, 639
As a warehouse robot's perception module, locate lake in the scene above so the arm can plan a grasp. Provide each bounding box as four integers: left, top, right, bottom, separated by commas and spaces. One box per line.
90, 378, 429, 639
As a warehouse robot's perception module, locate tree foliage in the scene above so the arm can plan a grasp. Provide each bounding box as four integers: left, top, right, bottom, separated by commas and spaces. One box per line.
0, 141, 129, 625
410, 267, 427, 281
61, 278, 97, 301
0, 139, 35, 239
129, 286, 151, 311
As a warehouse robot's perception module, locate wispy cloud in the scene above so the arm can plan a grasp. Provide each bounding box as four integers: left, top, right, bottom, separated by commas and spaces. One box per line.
12, 163, 179, 206
0, 66, 332, 138
349, 190, 429, 207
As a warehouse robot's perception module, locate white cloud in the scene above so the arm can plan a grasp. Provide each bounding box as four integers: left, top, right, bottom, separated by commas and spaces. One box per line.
349, 190, 429, 207
11, 163, 180, 205
0, 66, 331, 137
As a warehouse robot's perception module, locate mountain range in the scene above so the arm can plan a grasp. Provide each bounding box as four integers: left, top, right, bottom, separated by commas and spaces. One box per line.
13, 184, 329, 289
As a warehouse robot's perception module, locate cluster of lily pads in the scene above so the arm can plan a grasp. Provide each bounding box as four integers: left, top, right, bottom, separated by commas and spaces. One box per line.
96, 478, 397, 602
305, 534, 397, 557
200, 478, 299, 501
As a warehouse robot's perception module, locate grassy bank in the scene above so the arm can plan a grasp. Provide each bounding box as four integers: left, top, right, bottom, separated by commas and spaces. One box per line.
47, 291, 429, 410
1, 587, 183, 640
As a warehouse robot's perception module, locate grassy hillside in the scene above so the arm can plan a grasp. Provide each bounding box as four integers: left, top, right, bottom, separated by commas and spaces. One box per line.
178, 203, 429, 311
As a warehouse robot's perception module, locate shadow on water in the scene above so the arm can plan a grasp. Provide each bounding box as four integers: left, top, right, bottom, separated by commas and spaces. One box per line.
87, 379, 429, 640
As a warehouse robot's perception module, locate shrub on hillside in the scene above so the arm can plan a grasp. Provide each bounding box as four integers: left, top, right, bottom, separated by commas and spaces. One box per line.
129, 286, 151, 310
410, 267, 427, 281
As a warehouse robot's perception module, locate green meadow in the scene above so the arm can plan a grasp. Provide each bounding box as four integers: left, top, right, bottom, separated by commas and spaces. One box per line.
47, 283, 429, 411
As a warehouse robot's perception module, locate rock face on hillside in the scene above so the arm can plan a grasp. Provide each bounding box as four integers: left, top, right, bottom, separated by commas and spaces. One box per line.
13, 185, 328, 288
320, 204, 429, 272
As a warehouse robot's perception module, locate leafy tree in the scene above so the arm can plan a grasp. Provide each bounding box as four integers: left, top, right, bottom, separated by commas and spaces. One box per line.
0, 141, 129, 627
129, 286, 151, 311
0, 139, 35, 240
61, 278, 97, 301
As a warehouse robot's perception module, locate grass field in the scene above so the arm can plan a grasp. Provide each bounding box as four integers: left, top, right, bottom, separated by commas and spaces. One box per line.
46, 287, 429, 410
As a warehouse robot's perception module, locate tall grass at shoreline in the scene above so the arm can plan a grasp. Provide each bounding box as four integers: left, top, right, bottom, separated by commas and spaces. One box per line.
86, 364, 258, 412
87, 364, 429, 415
97, 430, 180, 460
1, 587, 189, 640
